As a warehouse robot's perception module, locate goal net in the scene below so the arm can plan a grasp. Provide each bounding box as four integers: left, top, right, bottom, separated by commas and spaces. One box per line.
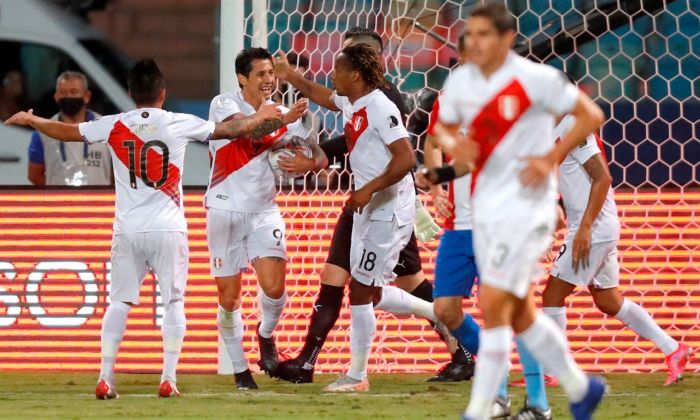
259, 0, 699, 374
0, 0, 696, 375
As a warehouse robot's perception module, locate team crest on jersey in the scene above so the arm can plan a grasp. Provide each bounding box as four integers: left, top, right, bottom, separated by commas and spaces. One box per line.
353, 116, 364, 131
498, 95, 520, 121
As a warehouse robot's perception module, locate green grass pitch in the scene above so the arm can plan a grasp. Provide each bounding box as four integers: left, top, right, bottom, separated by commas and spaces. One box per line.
0, 372, 696, 418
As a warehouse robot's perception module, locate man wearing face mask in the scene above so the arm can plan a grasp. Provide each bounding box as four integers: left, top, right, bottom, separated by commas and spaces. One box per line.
27, 71, 112, 186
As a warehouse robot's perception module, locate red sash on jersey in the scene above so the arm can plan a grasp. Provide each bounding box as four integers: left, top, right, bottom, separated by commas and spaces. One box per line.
108, 121, 182, 205
469, 79, 532, 193
344, 107, 369, 152
210, 126, 288, 188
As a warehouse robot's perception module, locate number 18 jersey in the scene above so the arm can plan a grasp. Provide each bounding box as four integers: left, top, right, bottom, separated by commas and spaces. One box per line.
78, 108, 215, 234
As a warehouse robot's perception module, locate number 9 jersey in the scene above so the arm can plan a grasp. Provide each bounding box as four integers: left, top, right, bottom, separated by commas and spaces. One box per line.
78, 108, 215, 234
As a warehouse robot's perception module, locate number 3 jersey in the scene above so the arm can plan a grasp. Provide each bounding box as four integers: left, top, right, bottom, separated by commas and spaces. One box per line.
78, 108, 215, 234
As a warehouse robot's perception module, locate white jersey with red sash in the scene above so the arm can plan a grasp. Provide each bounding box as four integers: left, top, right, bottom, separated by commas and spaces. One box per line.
78, 108, 214, 234
206, 90, 308, 213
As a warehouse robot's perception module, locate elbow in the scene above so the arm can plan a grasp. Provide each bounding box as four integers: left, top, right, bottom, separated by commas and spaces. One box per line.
405, 153, 417, 173
28, 174, 44, 186
589, 103, 605, 130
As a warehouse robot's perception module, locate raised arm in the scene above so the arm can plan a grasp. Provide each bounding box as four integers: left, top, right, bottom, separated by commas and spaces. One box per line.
5, 110, 83, 142
346, 138, 416, 213
274, 53, 339, 111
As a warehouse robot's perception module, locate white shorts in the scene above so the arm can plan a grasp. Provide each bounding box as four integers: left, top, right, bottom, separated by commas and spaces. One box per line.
207, 208, 287, 277
350, 212, 413, 287
551, 240, 619, 289
473, 221, 554, 299
110, 231, 189, 307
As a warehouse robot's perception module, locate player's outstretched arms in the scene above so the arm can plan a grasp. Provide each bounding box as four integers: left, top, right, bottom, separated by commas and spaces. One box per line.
278, 139, 328, 173
274, 53, 339, 112
346, 138, 416, 213
212, 103, 282, 140
5, 110, 82, 142
520, 93, 604, 188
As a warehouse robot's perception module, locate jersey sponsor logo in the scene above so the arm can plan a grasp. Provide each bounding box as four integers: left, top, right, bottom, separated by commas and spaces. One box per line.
216, 194, 229, 200
469, 79, 532, 192
214, 257, 223, 269
209, 126, 289, 188
344, 107, 369, 152
108, 121, 182, 205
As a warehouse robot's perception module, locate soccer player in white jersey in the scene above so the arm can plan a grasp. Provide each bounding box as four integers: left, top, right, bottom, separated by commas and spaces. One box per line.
543, 113, 693, 386
5, 59, 283, 400
275, 43, 443, 392
432, 4, 607, 420
206, 47, 327, 390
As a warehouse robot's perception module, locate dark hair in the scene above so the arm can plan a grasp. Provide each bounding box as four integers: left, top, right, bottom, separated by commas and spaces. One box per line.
344, 27, 384, 52
287, 52, 310, 69
469, 2, 516, 34
235, 47, 273, 78
340, 43, 387, 90
127, 59, 165, 104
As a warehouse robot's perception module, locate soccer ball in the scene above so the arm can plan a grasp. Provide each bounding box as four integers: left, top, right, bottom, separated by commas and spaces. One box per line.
268, 134, 312, 178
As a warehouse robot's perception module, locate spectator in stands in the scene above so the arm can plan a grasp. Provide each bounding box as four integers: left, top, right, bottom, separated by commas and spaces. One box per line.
27, 71, 112, 186
0, 70, 25, 121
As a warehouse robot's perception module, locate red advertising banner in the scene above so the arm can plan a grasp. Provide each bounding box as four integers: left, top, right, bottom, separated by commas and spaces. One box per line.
0, 189, 697, 373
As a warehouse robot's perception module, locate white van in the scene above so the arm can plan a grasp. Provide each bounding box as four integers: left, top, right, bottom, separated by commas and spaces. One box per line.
0, 0, 209, 185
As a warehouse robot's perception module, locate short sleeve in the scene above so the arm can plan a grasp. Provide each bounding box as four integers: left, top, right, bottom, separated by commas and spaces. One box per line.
426, 96, 441, 136
437, 71, 462, 125
569, 133, 600, 165
533, 66, 579, 116
371, 101, 409, 146
28, 131, 45, 164
78, 115, 117, 144
209, 94, 242, 123
330, 92, 350, 112
175, 113, 216, 142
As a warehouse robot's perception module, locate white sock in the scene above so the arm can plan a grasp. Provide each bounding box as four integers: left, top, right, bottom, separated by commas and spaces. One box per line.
543, 306, 567, 332
258, 291, 287, 339
374, 285, 437, 323
161, 300, 186, 383
518, 314, 589, 403
100, 301, 131, 384
347, 303, 375, 381
615, 298, 678, 355
465, 326, 512, 420
217, 305, 249, 374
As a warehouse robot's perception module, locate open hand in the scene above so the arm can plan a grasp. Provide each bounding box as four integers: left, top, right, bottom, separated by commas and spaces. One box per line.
278, 149, 314, 173
273, 53, 293, 80
282, 98, 308, 125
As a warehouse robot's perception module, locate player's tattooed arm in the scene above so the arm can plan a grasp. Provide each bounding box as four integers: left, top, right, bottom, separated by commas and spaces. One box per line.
212, 104, 282, 140
274, 53, 339, 112
5, 109, 83, 142
572, 153, 612, 273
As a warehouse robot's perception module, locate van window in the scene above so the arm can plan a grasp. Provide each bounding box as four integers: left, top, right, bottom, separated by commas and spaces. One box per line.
79, 39, 132, 89
0, 40, 120, 121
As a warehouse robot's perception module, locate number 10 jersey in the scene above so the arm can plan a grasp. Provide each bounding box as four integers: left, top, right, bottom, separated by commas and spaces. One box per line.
79, 108, 215, 234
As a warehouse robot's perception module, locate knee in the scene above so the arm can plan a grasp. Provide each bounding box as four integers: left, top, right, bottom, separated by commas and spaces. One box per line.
262, 281, 286, 300
434, 303, 462, 329
218, 286, 242, 311
593, 295, 621, 316
542, 284, 567, 307
348, 280, 377, 305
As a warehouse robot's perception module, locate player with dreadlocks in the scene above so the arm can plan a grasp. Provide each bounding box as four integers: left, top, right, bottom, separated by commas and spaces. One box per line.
275, 43, 440, 392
